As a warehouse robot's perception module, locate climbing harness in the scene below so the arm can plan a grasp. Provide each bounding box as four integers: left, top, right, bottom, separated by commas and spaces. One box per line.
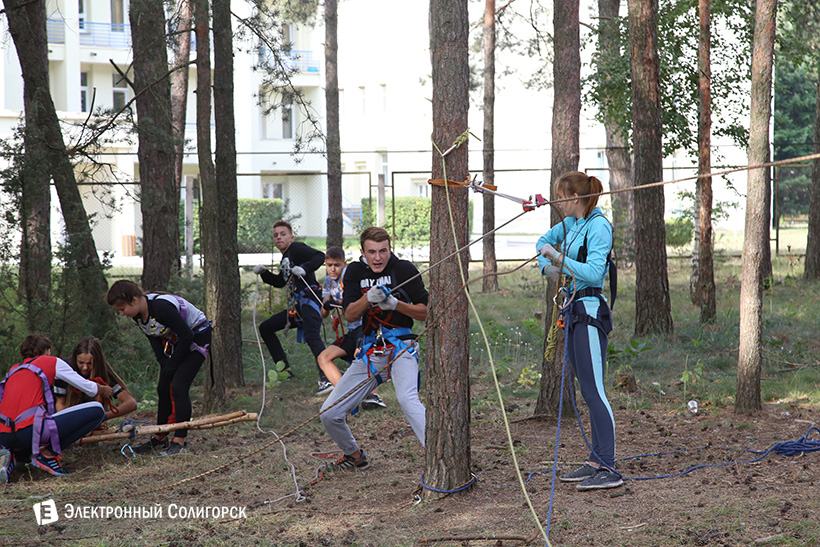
0, 357, 62, 459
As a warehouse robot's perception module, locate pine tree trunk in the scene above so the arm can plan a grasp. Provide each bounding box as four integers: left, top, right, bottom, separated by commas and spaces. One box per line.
325, 0, 343, 249
19, 122, 52, 332
696, 0, 716, 323
628, 0, 673, 336
535, 0, 579, 417
481, 0, 499, 294
4, 0, 113, 339
737, 0, 777, 413
806, 67, 820, 279
424, 0, 471, 499
211, 0, 243, 389
193, 0, 225, 411
131, 0, 179, 291
171, 0, 193, 274
598, 0, 633, 268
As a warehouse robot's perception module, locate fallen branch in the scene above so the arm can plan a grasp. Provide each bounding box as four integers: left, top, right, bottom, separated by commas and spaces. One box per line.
419, 534, 532, 544
80, 411, 257, 444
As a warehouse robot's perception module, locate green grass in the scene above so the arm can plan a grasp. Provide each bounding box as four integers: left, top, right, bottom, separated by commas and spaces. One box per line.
460, 253, 820, 412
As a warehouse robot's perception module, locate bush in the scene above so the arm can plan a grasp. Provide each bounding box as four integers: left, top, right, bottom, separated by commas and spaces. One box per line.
179, 198, 300, 253
358, 197, 474, 246
665, 217, 694, 250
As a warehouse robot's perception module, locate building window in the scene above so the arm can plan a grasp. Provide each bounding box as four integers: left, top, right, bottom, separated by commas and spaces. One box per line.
111, 0, 124, 32
80, 72, 89, 112
113, 73, 127, 111
358, 86, 365, 117
282, 97, 293, 139
262, 182, 283, 200
281, 23, 293, 47
79, 0, 87, 31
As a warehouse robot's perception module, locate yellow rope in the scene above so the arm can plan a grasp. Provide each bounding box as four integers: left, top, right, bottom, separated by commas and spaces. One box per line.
433, 133, 551, 547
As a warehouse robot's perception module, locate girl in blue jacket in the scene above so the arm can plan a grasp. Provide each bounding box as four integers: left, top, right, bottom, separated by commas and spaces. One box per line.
537, 171, 622, 491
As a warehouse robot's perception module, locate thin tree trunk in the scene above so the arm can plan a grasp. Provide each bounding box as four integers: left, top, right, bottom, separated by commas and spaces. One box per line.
482, 0, 499, 293
737, 0, 777, 413
131, 0, 178, 291
171, 0, 193, 274
19, 117, 52, 332
628, 0, 673, 336
211, 0, 243, 390
424, 0, 471, 499
193, 0, 224, 411
4, 0, 113, 339
535, 0, 580, 417
325, 0, 343, 249
598, 0, 634, 269
806, 65, 820, 279
696, 0, 716, 323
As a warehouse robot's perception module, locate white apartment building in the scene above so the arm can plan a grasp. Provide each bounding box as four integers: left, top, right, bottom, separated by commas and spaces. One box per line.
0, 0, 328, 263
0, 0, 752, 265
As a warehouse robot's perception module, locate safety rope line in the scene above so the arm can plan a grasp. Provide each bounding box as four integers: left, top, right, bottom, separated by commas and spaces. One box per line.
433, 132, 550, 547
252, 276, 306, 504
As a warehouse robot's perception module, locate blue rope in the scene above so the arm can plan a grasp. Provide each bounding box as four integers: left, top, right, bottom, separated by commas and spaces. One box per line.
493, 468, 557, 488
115, 418, 149, 439
623, 426, 820, 481
419, 473, 477, 494
544, 314, 569, 538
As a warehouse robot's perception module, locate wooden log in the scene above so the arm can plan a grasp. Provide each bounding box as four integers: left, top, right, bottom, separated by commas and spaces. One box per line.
80, 411, 257, 444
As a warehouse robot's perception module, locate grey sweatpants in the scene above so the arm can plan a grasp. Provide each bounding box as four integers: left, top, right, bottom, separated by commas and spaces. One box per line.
319, 345, 425, 456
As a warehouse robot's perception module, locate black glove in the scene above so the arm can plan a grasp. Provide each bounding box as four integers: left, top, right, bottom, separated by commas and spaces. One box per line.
323, 299, 342, 311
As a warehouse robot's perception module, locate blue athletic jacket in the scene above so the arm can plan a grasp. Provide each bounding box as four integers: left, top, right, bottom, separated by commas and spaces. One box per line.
536, 207, 613, 295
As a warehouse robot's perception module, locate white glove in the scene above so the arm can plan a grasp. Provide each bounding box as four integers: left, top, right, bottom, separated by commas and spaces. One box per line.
366, 286, 388, 304
542, 264, 561, 282
291, 265, 306, 277
379, 295, 399, 311
254, 264, 268, 275
539, 243, 559, 260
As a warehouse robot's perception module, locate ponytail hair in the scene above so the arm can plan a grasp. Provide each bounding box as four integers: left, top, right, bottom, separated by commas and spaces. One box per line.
554, 171, 604, 218
106, 279, 144, 306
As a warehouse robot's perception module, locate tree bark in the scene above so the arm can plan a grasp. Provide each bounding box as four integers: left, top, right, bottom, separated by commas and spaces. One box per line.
131, 0, 179, 291
535, 0, 580, 417
737, 0, 777, 413
598, 0, 634, 269
805, 65, 820, 279
695, 0, 716, 323
628, 0, 673, 336
4, 0, 113, 339
193, 0, 224, 410
424, 0, 471, 499
19, 116, 52, 332
171, 0, 193, 274
481, 0, 499, 293
211, 0, 243, 390
325, 0, 343, 249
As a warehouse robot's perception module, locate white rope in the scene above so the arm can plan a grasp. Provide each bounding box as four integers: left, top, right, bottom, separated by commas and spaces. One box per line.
253, 275, 306, 503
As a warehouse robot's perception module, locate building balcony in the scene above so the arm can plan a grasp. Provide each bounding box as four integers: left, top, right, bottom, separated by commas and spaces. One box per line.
256, 47, 320, 74
47, 19, 131, 49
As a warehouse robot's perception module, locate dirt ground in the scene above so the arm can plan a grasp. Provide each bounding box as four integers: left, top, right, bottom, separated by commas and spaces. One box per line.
1, 385, 818, 547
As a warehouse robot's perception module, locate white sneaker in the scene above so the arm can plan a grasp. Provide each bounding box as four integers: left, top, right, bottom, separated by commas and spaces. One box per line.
316, 379, 334, 396
361, 393, 386, 409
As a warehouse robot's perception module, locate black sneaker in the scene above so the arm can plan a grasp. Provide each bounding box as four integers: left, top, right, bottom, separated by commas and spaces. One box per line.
361, 393, 386, 409
159, 442, 188, 456
31, 453, 66, 476
131, 436, 169, 455
576, 468, 624, 491
316, 379, 334, 396
0, 449, 13, 483
324, 449, 370, 472
558, 463, 598, 482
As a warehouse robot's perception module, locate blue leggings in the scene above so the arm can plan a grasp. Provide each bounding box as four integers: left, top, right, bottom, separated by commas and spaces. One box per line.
0, 401, 105, 462
567, 298, 616, 469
